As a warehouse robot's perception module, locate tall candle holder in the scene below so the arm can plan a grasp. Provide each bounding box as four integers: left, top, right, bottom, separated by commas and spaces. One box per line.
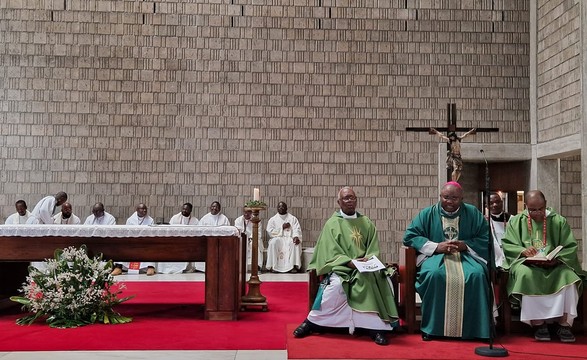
240, 205, 268, 311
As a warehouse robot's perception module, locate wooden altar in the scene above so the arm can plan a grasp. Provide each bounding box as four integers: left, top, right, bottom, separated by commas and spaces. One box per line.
0, 225, 244, 321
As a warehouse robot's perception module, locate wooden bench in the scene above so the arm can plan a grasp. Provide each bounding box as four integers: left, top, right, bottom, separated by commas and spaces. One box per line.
0, 225, 246, 321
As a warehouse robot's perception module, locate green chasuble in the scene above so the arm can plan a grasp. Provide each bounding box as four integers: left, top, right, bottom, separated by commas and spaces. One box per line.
308, 211, 398, 324
501, 208, 586, 305
403, 203, 490, 339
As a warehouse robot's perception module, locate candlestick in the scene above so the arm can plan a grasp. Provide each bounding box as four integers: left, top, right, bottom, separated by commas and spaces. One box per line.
253, 188, 260, 201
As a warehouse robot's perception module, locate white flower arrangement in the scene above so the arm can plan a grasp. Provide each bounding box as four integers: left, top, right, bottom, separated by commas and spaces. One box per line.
10, 245, 134, 328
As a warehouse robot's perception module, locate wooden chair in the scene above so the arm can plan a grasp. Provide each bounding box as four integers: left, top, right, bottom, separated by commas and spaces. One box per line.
498, 271, 587, 335
398, 246, 419, 333
307, 262, 411, 327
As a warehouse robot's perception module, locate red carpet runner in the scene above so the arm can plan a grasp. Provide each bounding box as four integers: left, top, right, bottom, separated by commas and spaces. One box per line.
286, 323, 587, 359
0, 281, 308, 351
2, 280, 586, 359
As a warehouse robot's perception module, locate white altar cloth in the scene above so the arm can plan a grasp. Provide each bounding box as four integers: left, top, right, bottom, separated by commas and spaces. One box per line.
0, 225, 240, 238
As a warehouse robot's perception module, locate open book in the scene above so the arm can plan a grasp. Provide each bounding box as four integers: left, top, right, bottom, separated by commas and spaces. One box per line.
351, 255, 386, 273
524, 245, 563, 263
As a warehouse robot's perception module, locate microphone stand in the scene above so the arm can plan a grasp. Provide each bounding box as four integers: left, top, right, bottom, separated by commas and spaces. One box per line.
475, 149, 508, 357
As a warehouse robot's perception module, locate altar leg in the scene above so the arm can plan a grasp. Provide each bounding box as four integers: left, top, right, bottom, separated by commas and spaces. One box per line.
204, 236, 243, 320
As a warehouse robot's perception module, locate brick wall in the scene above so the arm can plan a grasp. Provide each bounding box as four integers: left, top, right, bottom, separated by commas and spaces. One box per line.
560, 155, 583, 258
0, 0, 530, 263
536, 0, 582, 142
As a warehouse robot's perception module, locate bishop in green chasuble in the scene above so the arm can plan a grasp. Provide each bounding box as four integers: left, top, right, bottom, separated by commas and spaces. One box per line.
403, 182, 491, 339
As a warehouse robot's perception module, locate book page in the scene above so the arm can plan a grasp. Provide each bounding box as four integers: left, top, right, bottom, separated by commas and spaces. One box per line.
525, 245, 563, 262
352, 255, 386, 273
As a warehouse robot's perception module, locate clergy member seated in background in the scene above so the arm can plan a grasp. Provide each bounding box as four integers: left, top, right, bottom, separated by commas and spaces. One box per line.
235, 207, 264, 271
4, 200, 31, 224
193, 200, 230, 272
52, 202, 81, 225
403, 181, 491, 341
293, 187, 398, 346
501, 190, 586, 343
158, 202, 199, 274
488, 192, 511, 268
112, 203, 156, 276
265, 201, 302, 273
26, 191, 68, 224
169, 202, 199, 225
84, 202, 116, 225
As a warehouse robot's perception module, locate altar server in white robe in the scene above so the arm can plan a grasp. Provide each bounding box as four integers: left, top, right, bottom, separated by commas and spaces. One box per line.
5, 200, 32, 224
158, 203, 199, 274
266, 201, 302, 273
112, 203, 156, 276
196, 201, 230, 272
27, 192, 68, 271
83, 202, 117, 225
26, 192, 68, 224
52, 202, 81, 225
235, 207, 264, 270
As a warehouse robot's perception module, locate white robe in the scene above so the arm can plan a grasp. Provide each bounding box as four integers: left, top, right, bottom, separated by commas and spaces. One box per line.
266, 212, 302, 272
120, 212, 156, 272
199, 213, 230, 226
26, 196, 58, 271
26, 196, 57, 224
234, 215, 264, 268
490, 217, 506, 267
195, 212, 230, 272
169, 212, 199, 225
84, 212, 116, 225
52, 212, 81, 225
5, 211, 32, 224
158, 213, 200, 274
308, 273, 394, 332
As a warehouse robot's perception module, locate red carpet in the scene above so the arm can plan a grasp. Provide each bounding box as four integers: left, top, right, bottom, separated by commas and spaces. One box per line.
0, 281, 308, 351
286, 324, 587, 359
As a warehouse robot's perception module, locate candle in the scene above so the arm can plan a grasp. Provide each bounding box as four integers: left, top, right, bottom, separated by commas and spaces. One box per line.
253, 188, 260, 201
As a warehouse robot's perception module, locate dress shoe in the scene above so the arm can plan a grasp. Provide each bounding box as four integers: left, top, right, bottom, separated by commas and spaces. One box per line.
556, 325, 575, 343
421, 332, 432, 341
534, 323, 551, 341
111, 267, 123, 276
146, 267, 156, 276
371, 331, 389, 346
293, 320, 315, 338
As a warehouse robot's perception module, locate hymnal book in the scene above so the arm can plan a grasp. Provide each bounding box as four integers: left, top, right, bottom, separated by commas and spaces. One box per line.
524, 245, 563, 263
352, 255, 386, 273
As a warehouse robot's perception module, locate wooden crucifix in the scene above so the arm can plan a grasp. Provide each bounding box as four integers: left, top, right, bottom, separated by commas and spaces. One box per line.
406, 103, 499, 182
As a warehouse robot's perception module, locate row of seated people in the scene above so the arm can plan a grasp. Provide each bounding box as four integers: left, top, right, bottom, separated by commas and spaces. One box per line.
293, 183, 586, 346
2, 192, 304, 275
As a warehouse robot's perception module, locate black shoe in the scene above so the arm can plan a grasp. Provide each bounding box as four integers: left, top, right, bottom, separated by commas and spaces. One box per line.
534, 324, 551, 341
371, 331, 389, 346
421, 332, 432, 341
293, 320, 314, 338
556, 325, 575, 343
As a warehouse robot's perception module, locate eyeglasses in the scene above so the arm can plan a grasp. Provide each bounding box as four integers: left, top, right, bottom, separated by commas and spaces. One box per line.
440, 195, 461, 201
527, 207, 545, 213
340, 196, 357, 202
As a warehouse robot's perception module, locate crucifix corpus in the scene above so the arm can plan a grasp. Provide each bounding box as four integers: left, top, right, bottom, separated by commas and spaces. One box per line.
406, 103, 499, 182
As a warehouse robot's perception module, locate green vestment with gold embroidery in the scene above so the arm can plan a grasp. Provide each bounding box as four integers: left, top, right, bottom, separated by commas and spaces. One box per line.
403, 203, 491, 339
308, 211, 399, 323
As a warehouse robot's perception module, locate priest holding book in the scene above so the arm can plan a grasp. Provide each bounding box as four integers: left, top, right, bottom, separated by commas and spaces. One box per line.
502, 190, 586, 343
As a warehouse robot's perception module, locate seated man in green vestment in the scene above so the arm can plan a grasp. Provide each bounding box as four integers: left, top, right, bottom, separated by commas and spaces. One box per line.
403, 181, 491, 341
293, 187, 399, 346
501, 190, 586, 343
